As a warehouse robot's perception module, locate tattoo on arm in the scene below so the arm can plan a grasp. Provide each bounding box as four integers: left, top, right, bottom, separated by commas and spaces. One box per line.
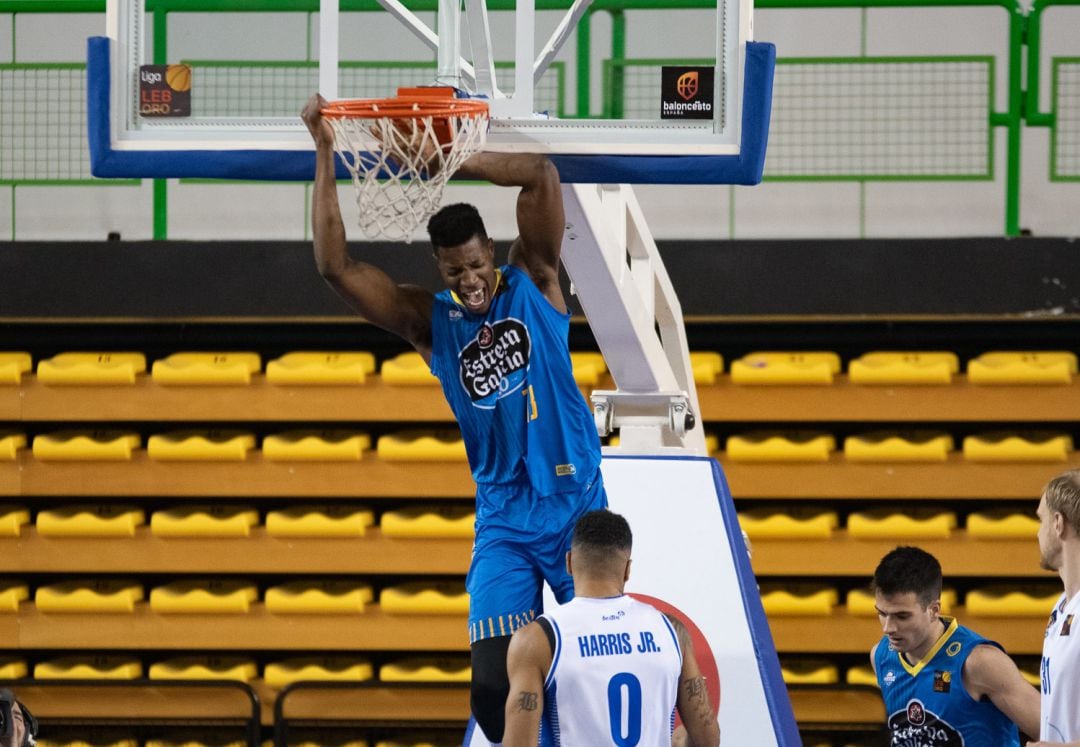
515, 692, 539, 712
682, 676, 715, 724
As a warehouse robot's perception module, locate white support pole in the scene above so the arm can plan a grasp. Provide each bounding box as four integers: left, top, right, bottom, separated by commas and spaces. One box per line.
534, 0, 594, 86
376, 0, 478, 88
464, 0, 500, 97
561, 184, 706, 455
318, 0, 339, 99
436, 0, 462, 87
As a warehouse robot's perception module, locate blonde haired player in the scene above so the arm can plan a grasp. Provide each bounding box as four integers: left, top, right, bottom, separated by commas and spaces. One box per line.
1029, 470, 1080, 746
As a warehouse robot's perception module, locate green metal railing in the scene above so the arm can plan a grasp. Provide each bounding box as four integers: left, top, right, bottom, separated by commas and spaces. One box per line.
1, 0, 1078, 238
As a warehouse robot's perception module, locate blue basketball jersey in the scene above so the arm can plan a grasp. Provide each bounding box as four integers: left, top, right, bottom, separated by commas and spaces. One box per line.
429, 264, 601, 496
874, 617, 1020, 746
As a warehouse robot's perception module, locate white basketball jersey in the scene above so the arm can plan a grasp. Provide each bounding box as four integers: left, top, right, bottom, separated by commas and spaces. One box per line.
1040, 590, 1080, 741
541, 595, 682, 747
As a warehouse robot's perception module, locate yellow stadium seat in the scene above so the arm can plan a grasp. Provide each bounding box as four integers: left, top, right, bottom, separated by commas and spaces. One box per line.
36, 505, 145, 537
36, 352, 146, 385
725, 431, 835, 462
376, 740, 452, 747
146, 742, 248, 747
381, 352, 438, 385
570, 352, 607, 386
150, 505, 259, 538
35, 655, 143, 679
0, 506, 29, 537
845, 665, 879, 687
967, 509, 1040, 539
844, 431, 954, 462
0, 353, 31, 385
379, 656, 471, 683
0, 582, 29, 613
150, 580, 258, 614
265, 351, 375, 385
1019, 668, 1041, 687
847, 588, 957, 616
151, 352, 261, 385
966, 586, 1061, 617
0, 658, 27, 679
967, 351, 1077, 385
380, 506, 475, 539
265, 580, 373, 614
377, 430, 467, 462
263, 656, 374, 688
149, 655, 257, 682
0, 432, 26, 461
963, 432, 1072, 462
759, 585, 838, 616
32, 430, 140, 461
147, 430, 255, 461
265, 505, 374, 538
847, 509, 957, 540
781, 660, 839, 685
380, 581, 469, 615
737, 508, 838, 540
35, 580, 143, 613
848, 352, 958, 385
690, 351, 724, 385
262, 430, 371, 461
730, 351, 840, 385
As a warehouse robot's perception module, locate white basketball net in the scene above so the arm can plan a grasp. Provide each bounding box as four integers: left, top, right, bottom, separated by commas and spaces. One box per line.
328, 107, 488, 242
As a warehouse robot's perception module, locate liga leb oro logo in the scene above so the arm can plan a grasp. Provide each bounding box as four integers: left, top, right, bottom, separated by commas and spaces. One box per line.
661, 66, 715, 120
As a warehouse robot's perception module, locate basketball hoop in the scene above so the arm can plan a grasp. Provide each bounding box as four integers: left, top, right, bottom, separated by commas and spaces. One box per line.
322, 90, 489, 242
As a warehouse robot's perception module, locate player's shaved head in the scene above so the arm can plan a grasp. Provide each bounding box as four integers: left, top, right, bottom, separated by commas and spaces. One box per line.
571, 510, 632, 578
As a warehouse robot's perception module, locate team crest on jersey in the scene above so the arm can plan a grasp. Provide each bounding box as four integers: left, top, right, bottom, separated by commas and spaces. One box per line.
888, 699, 963, 746
884, 670, 896, 686
458, 318, 532, 403
449, 308, 463, 320
933, 670, 951, 692
945, 641, 962, 657
1062, 614, 1074, 636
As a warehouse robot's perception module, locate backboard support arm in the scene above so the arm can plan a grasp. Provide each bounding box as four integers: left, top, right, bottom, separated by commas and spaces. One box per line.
561, 184, 706, 456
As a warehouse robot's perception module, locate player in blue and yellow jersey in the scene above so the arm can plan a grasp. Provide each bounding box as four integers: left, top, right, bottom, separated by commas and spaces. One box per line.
870, 546, 1040, 746
303, 94, 606, 744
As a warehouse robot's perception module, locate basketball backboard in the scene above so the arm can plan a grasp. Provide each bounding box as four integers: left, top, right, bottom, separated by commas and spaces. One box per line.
89, 0, 774, 184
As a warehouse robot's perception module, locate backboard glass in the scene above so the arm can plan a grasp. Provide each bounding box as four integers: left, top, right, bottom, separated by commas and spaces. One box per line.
89, 0, 774, 183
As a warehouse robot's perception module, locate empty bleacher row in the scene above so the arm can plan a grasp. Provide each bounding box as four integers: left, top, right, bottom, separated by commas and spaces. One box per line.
2, 341, 1077, 745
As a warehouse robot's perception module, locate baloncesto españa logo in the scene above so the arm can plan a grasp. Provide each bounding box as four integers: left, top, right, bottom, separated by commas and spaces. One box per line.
458, 319, 532, 402
661, 66, 715, 119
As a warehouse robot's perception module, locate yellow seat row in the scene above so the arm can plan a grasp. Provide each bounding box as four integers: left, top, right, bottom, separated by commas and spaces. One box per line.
0, 653, 469, 686
3, 428, 1073, 462
760, 584, 1060, 617
729, 350, 1076, 385
726, 430, 1073, 462
0, 429, 470, 462
0, 579, 467, 615
0, 351, 612, 387
0, 504, 474, 539
740, 507, 1039, 540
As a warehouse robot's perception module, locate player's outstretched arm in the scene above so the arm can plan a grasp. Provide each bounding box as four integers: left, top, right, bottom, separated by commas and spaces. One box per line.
455, 153, 566, 313
669, 616, 721, 747
503, 622, 552, 747
300, 94, 435, 359
964, 643, 1041, 740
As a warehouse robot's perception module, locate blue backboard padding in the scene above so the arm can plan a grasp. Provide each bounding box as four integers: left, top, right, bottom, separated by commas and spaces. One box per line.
88, 36, 774, 185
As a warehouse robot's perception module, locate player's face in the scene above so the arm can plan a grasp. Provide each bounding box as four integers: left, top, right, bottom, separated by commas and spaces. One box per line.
435, 236, 498, 315
1038, 494, 1063, 572
875, 591, 941, 659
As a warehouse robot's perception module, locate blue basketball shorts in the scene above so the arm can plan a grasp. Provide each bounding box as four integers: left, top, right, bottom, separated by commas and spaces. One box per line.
466, 467, 607, 644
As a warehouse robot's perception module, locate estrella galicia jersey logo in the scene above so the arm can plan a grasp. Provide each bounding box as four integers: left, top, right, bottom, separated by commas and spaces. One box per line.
458, 318, 532, 403
888, 699, 963, 746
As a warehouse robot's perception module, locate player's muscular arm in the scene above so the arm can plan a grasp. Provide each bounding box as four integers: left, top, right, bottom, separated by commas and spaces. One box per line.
503, 623, 553, 747
456, 153, 567, 313
301, 94, 435, 360
963, 643, 1041, 739
669, 616, 721, 747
